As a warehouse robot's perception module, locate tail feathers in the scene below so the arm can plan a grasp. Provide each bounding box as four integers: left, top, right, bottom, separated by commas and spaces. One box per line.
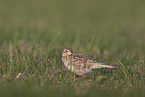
90, 64, 116, 69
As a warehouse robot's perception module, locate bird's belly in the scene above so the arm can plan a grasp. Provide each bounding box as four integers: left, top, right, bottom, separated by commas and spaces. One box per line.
66, 64, 91, 75
63, 61, 81, 73
67, 65, 75, 71
62, 58, 91, 75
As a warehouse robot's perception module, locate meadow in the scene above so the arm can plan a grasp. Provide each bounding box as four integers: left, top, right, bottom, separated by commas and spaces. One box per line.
0, 0, 145, 97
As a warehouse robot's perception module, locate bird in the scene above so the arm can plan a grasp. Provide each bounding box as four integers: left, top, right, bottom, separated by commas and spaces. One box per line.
62, 48, 116, 75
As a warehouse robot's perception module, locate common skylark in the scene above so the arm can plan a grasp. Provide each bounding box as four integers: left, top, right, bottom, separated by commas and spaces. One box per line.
62, 48, 116, 75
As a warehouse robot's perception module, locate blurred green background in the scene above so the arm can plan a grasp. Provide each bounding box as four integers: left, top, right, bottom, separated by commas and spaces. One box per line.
0, 0, 145, 97
1, 0, 145, 50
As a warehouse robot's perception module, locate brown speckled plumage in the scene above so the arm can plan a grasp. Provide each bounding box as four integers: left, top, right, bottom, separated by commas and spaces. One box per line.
62, 48, 116, 75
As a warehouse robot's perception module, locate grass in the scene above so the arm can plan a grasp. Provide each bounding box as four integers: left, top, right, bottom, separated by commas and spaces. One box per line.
0, 0, 145, 97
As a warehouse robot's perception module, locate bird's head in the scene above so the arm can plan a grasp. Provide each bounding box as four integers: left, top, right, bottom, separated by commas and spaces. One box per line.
62, 48, 73, 56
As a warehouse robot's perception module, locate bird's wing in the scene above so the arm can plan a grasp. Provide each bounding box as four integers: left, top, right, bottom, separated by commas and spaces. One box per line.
71, 53, 116, 69
71, 53, 90, 63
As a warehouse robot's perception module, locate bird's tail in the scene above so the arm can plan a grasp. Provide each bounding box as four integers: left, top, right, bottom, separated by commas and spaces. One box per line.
90, 63, 116, 69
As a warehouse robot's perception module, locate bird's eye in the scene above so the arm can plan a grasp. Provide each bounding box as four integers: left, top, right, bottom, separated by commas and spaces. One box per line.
63, 49, 66, 52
